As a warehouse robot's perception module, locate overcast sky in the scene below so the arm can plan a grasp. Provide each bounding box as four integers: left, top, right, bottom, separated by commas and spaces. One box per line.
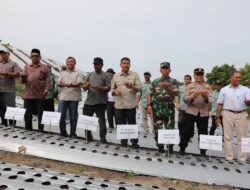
1, 0, 250, 81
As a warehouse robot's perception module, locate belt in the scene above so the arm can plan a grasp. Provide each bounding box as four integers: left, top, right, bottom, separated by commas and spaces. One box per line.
224, 109, 246, 114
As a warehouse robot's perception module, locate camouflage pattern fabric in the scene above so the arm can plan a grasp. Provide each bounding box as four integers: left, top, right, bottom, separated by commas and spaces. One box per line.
149, 77, 178, 145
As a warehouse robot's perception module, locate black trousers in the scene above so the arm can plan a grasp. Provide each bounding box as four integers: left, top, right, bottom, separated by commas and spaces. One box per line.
178, 110, 186, 137
0, 92, 16, 126
24, 99, 44, 132
116, 108, 138, 145
83, 104, 107, 141
179, 113, 208, 151
209, 115, 223, 136
107, 101, 117, 128
44, 98, 55, 112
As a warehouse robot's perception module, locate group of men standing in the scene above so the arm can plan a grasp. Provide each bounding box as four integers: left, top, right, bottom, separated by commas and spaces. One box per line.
0, 47, 250, 162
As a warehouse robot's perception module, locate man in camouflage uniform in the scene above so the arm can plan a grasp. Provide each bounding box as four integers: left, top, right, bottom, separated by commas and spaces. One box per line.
147, 62, 179, 153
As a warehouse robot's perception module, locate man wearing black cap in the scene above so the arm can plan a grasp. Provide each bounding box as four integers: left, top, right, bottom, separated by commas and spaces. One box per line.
209, 80, 223, 136
179, 68, 213, 157
147, 62, 179, 154
82, 57, 111, 143
106, 68, 117, 129
21, 49, 50, 132
0, 47, 21, 126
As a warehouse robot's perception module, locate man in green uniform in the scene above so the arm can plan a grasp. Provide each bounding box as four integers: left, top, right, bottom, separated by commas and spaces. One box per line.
147, 62, 179, 154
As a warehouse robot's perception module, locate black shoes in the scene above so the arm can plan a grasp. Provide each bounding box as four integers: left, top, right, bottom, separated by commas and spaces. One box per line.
121, 143, 128, 147
132, 144, 139, 149
121, 144, 139, 149
2, 121, 8, 127
158, 145, 164, 153
100, 139, 107, 144
70, 134, 77, 138
168, 145, 174, 154
179, 148, 185, 155
200, 150, 207, 157
61, 133, 68, 137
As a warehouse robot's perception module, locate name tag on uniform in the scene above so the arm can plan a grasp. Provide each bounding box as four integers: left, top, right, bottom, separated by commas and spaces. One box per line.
158, 130, 180, 144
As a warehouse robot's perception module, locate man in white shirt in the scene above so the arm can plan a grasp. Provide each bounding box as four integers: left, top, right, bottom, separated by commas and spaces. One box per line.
216, 71, 250, 162
106, 68, 117, 129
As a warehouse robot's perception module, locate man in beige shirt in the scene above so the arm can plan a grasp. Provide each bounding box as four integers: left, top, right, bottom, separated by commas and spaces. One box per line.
179, 68, 213, 157
57, 57, 84, 138
111, 57, 141, 148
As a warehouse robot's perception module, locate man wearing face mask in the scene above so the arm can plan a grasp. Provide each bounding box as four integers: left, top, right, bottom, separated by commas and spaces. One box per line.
179, 68, 213, 157
0, 47, 21, 126
21, 49, 50, 132
147, 62, 179, 154
82, 57, 111, 143
57, 56, 84, 138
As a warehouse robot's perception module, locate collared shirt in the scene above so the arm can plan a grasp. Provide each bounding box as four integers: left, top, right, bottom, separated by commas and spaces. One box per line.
184, 82, 213, 117
0, 59, 21, 92
211, 90, 220, 116
111, 70, 141, 109
138, 81, 151, 108
84, 71, 111, 105
217, 84, 250, 111
22, 63, 50, 99
57, 70, 84, 101
178, 85, 187, 111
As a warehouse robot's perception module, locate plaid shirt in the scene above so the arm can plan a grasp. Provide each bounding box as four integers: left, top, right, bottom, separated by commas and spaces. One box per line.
0, 59, 21, 92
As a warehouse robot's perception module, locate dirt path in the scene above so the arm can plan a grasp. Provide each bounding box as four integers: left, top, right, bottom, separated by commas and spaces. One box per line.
0, 150, 235, 190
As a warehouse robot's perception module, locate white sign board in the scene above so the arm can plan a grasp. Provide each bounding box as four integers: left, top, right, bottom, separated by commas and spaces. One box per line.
158, 129, 180, 144
4, 107, 26, 121
77, 115, 98, 131
242, 138, 250, 152
117, 125, 138, 139
41, 111, 61, 126
199, 135, 222, 151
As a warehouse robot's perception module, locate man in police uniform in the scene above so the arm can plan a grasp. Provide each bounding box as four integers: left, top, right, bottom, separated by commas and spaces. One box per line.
147, 62, 179, 154
179, 68, 213, 157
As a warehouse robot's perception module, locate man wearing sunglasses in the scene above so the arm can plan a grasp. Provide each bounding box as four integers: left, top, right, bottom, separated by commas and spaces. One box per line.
179, 68, 213, 157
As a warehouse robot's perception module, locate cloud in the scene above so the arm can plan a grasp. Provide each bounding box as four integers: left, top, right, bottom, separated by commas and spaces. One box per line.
1, 0, 250, 80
